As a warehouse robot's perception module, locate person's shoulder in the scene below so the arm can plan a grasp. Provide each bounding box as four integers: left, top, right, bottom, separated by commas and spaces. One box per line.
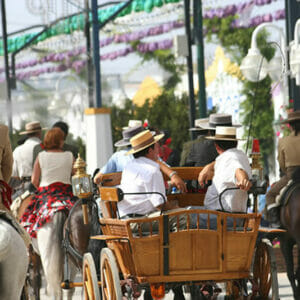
33, 143, 42, 151
0, 125, 9, 145
0, 124, 8, 134
126, 157, 158, 174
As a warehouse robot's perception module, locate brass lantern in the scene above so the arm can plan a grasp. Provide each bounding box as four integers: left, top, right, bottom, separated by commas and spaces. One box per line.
72, 154, 92, 224
250, 138, 263, 181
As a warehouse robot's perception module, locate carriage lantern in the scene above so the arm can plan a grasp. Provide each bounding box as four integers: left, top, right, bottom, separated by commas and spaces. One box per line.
250, 138, 263, 181
72, 154, 92, 225
250, 139, 264, 212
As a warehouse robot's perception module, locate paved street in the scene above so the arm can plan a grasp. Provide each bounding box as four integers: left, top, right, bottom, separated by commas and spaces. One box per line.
40, 272, 294, 299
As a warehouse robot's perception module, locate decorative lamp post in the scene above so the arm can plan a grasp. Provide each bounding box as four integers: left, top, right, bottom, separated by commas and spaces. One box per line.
72, 154, 92, 225
240, 20, 300, 86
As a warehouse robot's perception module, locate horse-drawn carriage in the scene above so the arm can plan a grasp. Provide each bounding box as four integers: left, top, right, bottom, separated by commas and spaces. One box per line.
75, 167, 281, 300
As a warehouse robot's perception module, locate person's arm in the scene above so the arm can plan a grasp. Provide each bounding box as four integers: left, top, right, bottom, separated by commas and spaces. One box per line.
94, 171, 103, 184
94, 154, 118, 184
32, 144, 40, 168
1, 127, 13, 182
31, 157, 41, 189
198, 161, 215, 187
157, 160, 187, 193
277, 138, 286, 174
235, 168, 252, 191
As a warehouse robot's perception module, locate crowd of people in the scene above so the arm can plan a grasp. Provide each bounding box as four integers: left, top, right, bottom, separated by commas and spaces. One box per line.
1, 110, 300, 298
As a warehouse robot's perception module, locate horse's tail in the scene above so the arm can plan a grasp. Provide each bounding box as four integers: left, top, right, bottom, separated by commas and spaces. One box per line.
0, 220, 11, 260
87, 200, 106, 278
292, 167, 300, 182
53, 210, 68, 247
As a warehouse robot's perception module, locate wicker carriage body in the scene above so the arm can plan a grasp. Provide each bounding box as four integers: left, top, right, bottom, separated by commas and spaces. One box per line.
97, 209, 261, 284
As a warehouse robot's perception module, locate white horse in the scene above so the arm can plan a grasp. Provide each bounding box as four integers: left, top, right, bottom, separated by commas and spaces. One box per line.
31, 211, 77, 300
0, 217, 28, 300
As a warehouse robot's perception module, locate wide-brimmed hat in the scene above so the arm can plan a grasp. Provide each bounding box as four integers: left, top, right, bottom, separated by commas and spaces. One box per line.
189, 118, 209, 131
281, 110, 300, 123
122, 120, 143, 130
199, 113, 241, 130
19, 121, 46, 135
206, 126, 242, 141
114, 125, 144, 147
127, 130, 164, 155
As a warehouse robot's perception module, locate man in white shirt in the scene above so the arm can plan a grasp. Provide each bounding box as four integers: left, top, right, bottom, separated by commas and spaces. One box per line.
118, 129, 178, 218
198, 126, 252, 212
11, 121, 45, 198
119, 129, 185, 300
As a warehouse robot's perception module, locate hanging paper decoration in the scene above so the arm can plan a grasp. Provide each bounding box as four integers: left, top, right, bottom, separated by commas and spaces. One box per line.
0, 0, 280, 56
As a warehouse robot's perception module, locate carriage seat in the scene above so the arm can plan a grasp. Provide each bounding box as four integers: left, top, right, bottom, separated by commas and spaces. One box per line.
98, 167, 207, 219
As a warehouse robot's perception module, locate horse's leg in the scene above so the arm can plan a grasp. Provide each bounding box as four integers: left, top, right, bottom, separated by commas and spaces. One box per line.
279, 234, 298, 297
294, 243, 300, 298
0, 221, 28, 300
26, 243, 42, 300
37, 212, 66, 300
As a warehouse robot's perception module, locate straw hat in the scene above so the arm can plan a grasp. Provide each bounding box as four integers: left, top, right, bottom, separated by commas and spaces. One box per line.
199, 114, 241, 130
122, 120, 143, 130
19, 121, 46, 135
127, 130, 164, 155
189, 118, 209, 131
281, 110, 300, 123
114, 125, 143, 147
206, 126, 242, 141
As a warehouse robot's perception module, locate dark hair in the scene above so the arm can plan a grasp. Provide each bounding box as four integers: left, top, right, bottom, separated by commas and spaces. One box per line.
17, 136, 28, 145
27, 131, 40, 138
290, 121, 300, 136
133, 144, 155, 158
52, 121, 69, 138
215, 140, 237, 151
44, 128, 64, 150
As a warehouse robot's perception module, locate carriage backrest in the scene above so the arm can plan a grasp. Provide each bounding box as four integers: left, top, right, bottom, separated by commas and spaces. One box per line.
98, 167, 207, 218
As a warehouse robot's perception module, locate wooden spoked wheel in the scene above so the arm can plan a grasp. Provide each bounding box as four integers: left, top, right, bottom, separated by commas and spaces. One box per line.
252, 239, 279, 299
100, 247, 122, 300
83, 253, 100, 300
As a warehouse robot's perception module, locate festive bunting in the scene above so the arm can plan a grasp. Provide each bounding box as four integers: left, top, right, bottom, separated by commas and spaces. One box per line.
0, 4, 286, 82
0, 0, 282, 56
0, 38, 175, 82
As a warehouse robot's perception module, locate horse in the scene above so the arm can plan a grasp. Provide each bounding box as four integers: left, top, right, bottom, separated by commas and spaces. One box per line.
278, 167, 300, 299
0, 216, 28, 300
62, 196, 105, 291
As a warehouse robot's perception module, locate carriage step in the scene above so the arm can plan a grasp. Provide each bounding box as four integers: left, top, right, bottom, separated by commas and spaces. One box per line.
258, 226, 286, 233
61, 281, 102, 289
61, 281, 83, 289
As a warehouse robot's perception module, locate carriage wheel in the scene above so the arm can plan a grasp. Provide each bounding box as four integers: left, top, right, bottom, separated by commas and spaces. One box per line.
100, 247, 122, 300
83, 253, 100, 300
252, 239, 279, 299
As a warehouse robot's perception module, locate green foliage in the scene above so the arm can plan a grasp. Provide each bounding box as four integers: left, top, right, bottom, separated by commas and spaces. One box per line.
204, 15, 275, 161
66, 133, 86, 160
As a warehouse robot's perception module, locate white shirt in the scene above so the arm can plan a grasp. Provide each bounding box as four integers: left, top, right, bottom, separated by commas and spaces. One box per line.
39, 151, 73, 187
118, 156, 166, 218
204, 148, 251, 212
12, 137, 41, 178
